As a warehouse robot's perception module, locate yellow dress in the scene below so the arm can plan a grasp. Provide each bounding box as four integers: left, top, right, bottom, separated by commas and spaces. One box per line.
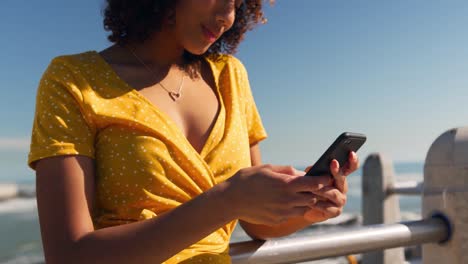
28, 51, 267, 263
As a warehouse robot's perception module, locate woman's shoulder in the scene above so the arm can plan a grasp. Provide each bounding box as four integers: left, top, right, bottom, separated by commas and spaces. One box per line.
46, 50, 103, 74
39, 51, 109, 97
206, 54, 247, 72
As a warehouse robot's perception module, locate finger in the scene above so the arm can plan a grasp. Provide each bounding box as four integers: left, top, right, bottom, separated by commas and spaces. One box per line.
314, 187, 347, 207
294, 168, 306, 176
267, 164, 305, 176
342, 152, 359, 176
290, 192, 319, 207
330, 160, 346, 193
313, 201, 343, 218
288, 175, 333, 193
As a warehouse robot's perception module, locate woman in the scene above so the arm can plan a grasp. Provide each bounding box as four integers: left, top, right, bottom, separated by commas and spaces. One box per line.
28, 0, 358, 263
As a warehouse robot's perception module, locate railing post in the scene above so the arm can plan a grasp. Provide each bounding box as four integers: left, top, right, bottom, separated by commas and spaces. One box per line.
423, 127, 468, 263
362, 153, 405, 264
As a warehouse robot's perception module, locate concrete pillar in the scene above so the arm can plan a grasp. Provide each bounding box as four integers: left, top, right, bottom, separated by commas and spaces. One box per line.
362, 153, 405, 264
423, 127, 468, 263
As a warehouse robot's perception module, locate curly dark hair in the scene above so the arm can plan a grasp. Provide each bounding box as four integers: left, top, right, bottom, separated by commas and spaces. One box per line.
103, 0, 270, 77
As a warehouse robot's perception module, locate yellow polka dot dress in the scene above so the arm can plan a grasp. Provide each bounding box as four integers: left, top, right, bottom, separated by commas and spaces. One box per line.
28, 51, 267, 263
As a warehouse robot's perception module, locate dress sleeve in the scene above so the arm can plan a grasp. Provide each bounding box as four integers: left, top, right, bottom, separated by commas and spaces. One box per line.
235, 58, 268, 146
28, 58, 96, 170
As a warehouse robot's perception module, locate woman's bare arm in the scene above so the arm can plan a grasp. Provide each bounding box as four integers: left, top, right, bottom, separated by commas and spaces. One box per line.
36, 150, 334, 262
36, 155, 235, 264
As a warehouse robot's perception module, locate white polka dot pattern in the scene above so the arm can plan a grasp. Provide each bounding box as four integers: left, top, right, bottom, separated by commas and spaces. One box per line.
28, 51, 267, 263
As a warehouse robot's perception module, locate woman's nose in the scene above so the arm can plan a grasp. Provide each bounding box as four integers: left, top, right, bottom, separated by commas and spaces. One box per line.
215, 4, 235, 29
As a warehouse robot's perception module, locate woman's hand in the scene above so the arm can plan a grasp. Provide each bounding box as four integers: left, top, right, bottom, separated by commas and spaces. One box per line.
304, 151, 359, 222
224, 164, 333, 226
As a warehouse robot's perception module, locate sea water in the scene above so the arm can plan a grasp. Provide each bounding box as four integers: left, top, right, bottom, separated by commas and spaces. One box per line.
0, 150, 423, 263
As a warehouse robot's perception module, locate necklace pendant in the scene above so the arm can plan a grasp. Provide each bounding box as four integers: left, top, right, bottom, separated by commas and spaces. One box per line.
168, 91, 181, 101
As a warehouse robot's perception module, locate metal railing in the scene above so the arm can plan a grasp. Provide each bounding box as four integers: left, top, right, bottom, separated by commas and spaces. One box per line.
230, 127, 468, 264
388, 181, 423, 196
230, 217, 449, 264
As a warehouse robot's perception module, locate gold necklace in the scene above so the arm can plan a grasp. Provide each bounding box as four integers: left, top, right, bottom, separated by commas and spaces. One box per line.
127, 47, 185, 102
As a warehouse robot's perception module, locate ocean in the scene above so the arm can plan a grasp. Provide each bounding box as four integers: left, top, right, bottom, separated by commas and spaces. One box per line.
0, 150, 424, 263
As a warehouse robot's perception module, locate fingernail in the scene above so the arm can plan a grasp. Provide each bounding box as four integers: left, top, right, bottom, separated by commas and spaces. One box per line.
334, 160, 339, 169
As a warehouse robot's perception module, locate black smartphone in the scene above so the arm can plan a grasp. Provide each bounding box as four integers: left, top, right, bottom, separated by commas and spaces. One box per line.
305, 132, 366, 176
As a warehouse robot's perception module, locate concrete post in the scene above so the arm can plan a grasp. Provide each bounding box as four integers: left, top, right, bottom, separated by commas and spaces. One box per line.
423, 127, 468, 263
362, 153, 405, 264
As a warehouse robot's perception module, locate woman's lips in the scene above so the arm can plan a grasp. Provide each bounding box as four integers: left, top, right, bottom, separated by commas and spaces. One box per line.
202, 25, 218, 43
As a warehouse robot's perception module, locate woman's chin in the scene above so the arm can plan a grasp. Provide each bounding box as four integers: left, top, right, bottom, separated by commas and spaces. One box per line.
185, 44, 212, 56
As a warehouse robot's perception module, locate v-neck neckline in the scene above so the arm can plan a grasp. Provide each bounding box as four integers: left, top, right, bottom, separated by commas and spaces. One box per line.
91, 50, 226, 159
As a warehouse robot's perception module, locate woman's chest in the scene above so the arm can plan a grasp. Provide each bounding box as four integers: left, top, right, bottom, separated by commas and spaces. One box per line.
136, 77, 221, 155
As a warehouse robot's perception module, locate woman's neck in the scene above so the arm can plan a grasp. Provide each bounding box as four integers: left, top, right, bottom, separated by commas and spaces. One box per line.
127, 29, 185, 69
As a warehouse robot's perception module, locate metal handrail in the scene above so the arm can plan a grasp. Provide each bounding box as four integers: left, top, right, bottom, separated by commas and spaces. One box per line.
230, 217, 449, 264
387, 181, 424, 196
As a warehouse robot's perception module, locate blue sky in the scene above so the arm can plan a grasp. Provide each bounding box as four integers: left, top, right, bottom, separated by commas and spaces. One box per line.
1, 0, 468, 172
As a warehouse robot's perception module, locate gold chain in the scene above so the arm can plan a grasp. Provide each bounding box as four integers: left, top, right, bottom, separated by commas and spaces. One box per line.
127, 46, 185, 101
